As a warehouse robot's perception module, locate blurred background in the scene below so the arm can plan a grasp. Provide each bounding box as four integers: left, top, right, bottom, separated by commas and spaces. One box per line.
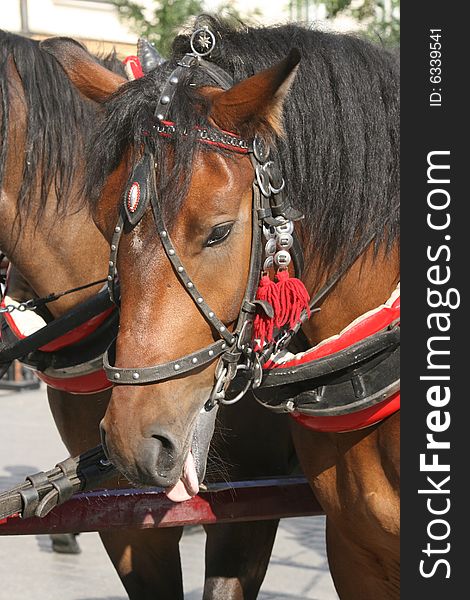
2, 0, 399, 60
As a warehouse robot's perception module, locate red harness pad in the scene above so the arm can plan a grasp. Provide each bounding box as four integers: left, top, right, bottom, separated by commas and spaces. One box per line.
1, 295, 113, 394
264, 286, 400, 432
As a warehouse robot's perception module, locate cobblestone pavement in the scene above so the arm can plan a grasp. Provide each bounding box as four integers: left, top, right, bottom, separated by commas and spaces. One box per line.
0, 387, 338, 599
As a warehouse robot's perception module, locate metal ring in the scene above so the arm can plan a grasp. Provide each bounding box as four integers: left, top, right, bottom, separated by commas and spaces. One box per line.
218, 377, 251, 405
255, 165, 272, 197
190, 28, 216, 57
263, 161, 285, 194
269, 177, 285, 195
218, 363, 252, 405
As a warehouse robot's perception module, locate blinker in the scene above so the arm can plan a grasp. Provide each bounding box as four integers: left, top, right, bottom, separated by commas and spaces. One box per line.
137, 38, 166, 73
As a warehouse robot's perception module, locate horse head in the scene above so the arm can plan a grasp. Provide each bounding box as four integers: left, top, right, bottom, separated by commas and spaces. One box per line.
44, 32, 300, 500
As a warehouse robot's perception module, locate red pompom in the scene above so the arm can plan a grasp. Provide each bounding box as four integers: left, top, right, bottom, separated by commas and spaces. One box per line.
252, 274, 280, 348
275, 270, 310, 329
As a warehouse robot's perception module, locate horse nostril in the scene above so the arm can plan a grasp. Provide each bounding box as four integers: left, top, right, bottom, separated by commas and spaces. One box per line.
152, 434, 174, 452
145, 427, 180, 465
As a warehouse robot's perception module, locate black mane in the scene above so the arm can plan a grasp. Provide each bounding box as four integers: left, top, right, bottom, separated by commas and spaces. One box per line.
86, 16, 400, 273
0, 30, 125, 220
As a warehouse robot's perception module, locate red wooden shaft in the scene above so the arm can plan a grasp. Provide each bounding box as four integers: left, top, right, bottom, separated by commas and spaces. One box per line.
0, 479, 323, 535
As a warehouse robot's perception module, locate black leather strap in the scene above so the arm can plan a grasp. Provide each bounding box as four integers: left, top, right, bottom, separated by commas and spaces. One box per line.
260, 325, 400, 388
253, 344, 400, 417
0, 445, 116, 520
104, 339, 227, 384
0, 289, 114, 366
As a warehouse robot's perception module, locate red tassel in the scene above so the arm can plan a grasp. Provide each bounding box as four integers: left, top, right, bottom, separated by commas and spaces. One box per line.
275, 270, 310, 329
253, 274, 280, 348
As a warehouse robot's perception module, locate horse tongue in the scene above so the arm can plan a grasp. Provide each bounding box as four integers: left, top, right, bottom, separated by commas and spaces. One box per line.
165, 451, 199, 503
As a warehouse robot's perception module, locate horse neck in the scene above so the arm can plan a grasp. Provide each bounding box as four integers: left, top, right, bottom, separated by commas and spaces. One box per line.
1, 198, 109, 318
301, 241, 400, 346
0, 60, 109, 318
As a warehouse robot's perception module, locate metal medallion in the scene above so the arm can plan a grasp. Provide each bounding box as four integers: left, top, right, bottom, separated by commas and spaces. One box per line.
274, 250, 291, 267
263, 223, 276, 240
265, 238, 277, 256
190, 28, 216, 57
253, 135, 270, 163
127, 182, 141, 213
277, 233, 293, 250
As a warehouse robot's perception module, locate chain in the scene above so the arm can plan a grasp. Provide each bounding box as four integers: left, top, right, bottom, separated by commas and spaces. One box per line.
0, 278, 108, 316
0, 299, 39, 315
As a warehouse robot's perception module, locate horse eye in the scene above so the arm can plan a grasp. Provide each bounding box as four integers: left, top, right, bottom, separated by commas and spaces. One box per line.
205, 223, 233, 247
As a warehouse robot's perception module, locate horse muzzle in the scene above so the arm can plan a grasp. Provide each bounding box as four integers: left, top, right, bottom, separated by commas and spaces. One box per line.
99, 402, 218, 499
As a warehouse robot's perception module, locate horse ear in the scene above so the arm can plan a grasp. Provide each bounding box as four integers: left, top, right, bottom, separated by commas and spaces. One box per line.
209, 49, 300, 138
40, 37, 126, 102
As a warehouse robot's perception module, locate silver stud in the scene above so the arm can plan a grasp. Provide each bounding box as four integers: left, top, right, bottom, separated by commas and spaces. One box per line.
265, 238, 277, 256
192, 357, 198, 364
197, 297, 203, 304
114, 373, 121, 380
156, 113, 164, 121
170, 76, 179, 85
187, 282, 193, 288
115, 226, 121, 233
274, 250, 291, 267
285, 400, 295, 412
109, 261, 114, 267
277, 233, 293, 250
208, 311, 214, 318
168, 249, 175, 255
174, 364, 181, 371
160, 95, 170, 105
275, 221, 294, 235
107, 275, 113, 281
177, 266, 184, 273
220, 326, 226, 332
132, 372, 140, 380
230, 337, 235, 344
263, 223, 276, 240
111, 244, 116, 251
161, 231, 167, 237
208, 350, 214, 357
221, 343, 227, 350
263, 256, 274, 271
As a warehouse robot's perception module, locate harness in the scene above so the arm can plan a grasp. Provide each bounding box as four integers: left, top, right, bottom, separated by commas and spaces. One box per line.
0, 33, 400, 525
103, 28, 400, 432
0, 276, 117, 394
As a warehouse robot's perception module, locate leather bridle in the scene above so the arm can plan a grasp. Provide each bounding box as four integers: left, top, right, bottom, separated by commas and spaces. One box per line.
103, 30, 308, 408
102, 29, 391, 413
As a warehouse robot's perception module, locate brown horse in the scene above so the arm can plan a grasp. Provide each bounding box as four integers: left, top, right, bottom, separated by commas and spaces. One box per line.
1, 30, 294, 599
43, 17, 400, 599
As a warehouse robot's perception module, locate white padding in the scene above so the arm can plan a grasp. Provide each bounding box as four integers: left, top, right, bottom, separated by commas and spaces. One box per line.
3, 296, 47, 337
269, 283, 400, 366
